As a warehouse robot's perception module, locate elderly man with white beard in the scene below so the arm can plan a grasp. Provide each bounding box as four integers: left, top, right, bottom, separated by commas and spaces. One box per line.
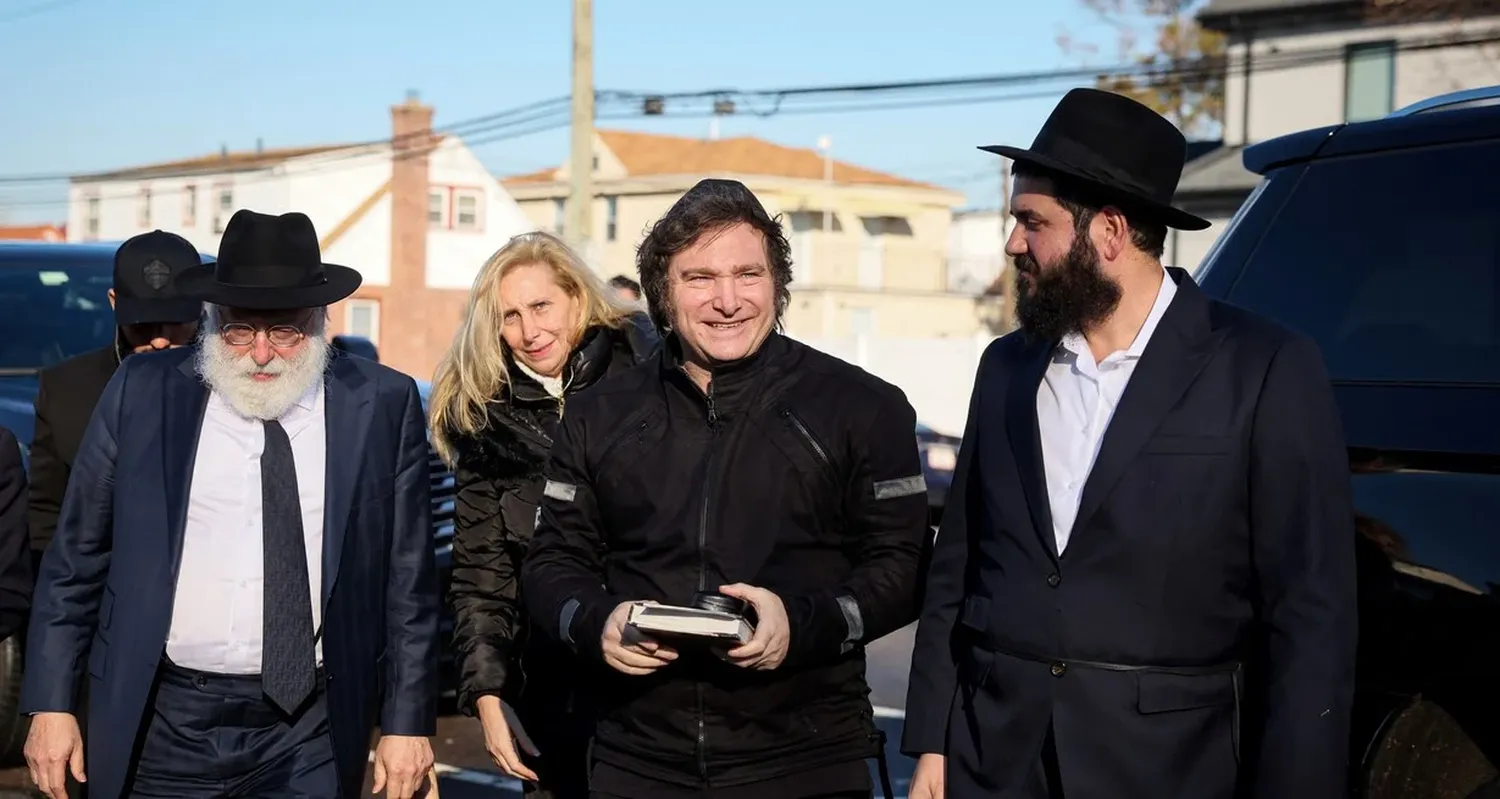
20, 209, 441, 799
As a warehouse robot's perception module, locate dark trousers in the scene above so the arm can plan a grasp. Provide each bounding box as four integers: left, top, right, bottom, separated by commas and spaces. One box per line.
122, 660, 338, 798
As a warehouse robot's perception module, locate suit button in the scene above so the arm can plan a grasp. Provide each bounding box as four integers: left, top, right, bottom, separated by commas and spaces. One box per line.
1050, 662, 1067, 677
1046, 572, 1061, 587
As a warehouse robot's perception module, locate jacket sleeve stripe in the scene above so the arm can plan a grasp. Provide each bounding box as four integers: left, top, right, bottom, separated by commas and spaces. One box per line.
873, 474, 927, 500
543, 480, 577, 502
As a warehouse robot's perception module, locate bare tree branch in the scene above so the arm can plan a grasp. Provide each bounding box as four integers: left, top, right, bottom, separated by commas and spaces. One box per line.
1056, 0, 1227, 137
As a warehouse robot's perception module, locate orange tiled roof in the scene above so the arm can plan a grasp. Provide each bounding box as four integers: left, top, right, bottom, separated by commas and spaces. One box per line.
0, 224, 66, 241
503, 129, 940, 190
71, 144, 359, 182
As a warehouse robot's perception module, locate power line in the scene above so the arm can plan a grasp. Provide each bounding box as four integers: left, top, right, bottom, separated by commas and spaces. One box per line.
1, 24, 1496, 209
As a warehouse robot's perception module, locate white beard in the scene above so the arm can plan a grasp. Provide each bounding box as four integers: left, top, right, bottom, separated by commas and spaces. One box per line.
196, 332, 331, 421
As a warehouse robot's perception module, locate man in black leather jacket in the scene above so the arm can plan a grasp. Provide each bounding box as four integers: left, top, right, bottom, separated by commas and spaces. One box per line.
523, 179, 930, 798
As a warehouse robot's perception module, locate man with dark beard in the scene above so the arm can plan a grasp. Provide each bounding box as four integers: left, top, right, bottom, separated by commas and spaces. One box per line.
20, 210, 441, 799
903, 88, 1356, 799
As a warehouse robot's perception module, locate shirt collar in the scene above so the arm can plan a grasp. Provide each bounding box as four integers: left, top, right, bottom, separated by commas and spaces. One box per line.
1058, 267, 1177, 362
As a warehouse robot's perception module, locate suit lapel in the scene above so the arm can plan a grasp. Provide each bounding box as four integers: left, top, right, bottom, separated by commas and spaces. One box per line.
165, 356, 210, 579
1005, 336, 1060, 562
321, 356, 374, 613
1068, 271, 1224, 549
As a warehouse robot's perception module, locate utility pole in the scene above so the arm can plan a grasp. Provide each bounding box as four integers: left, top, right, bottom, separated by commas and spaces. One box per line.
567, 0, 594, 261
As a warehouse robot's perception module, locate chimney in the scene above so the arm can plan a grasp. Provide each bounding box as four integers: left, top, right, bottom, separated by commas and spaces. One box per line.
256, 137, 264, 153
387, 92, 436, 376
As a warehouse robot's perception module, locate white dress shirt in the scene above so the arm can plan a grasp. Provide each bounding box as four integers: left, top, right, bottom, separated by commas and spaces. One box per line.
165, 384, 327, 674
1037, 269, 1177, 555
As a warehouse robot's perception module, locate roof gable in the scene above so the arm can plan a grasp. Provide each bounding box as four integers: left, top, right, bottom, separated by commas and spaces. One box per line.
503, 129, 941, 190
71, 143, 359, 183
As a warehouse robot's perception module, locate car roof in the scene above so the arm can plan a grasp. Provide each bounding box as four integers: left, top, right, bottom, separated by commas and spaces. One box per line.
0, 240, 214, 265
1243, 90, 1500, 177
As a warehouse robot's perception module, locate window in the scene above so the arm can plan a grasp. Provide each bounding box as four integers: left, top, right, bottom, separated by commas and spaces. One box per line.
137, 187, 152, 228
84, 196, 100, 240
553, 197, 565, 234
605, 195, 618, 242
213, 186, 233, 233
1224, 139, 1500, 384
428, 189, 447, 227
183, 184, 198, 226
345, 299, 380, 343
1345, 40, 1395, 122
455, 191, 481, 230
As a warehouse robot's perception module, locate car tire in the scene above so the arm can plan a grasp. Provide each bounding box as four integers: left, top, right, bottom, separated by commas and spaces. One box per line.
0, 634, 28, 766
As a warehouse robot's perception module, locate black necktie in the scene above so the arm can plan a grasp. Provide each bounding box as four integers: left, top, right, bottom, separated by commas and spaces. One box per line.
261, 419, 316, 714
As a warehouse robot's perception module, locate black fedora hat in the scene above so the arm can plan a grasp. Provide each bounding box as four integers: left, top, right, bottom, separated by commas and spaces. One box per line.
176, 209, 362, 309
981, 88, 1211, 231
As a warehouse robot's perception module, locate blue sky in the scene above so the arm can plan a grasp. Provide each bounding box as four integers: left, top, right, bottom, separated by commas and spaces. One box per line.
0, 0, 1131, 224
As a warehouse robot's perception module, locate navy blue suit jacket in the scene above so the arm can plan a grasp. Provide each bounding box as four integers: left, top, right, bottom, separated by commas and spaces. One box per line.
19, 347, 439, 799
903, 270, 1358, 799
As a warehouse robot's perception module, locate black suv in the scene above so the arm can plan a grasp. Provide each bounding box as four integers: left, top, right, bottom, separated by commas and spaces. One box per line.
1194, 86, 1500, 798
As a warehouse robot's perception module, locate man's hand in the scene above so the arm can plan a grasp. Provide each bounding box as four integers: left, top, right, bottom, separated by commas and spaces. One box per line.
23, 712, 84, 799
909, 753, 945, 799
719, 583, 790, 670
371, 734, 435, 798
601, 601, 677, 675
475, 696, 539, 782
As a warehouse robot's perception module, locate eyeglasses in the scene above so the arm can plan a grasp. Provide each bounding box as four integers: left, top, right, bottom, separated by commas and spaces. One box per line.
219, 323, 307, 348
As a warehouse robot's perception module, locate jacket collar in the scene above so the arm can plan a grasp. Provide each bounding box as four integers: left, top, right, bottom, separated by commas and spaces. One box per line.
659, 329, 793, 419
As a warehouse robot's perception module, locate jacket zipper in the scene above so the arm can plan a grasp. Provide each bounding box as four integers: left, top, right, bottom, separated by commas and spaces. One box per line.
696, 379, 718, 784
782, 407, 832, 469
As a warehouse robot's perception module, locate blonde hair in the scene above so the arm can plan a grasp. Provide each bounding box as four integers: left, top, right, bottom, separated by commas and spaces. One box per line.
429, 231, 637, 465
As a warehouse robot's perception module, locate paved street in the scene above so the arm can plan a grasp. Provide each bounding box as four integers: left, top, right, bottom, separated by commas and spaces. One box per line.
0, 624, 920, 798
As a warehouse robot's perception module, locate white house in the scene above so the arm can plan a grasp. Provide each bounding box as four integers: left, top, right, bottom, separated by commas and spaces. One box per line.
1167, 0, 1500, 272
63, 96, 536, 379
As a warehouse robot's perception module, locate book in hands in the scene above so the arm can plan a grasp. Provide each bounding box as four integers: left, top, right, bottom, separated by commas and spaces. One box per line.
626, 601, 755, 645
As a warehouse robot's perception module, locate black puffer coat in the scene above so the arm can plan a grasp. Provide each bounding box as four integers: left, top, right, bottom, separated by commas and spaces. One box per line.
447, 314, 659, 726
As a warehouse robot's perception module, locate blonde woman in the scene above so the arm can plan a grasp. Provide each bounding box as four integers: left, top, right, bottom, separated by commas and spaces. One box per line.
430, 232, 658, 798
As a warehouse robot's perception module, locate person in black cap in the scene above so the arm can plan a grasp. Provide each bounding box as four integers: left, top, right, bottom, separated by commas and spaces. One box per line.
903, 88, 1356, 799
21, 210, 439, 799
27, 229, 203, 557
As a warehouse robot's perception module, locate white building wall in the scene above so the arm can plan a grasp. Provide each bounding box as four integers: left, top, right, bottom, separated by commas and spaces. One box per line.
67, 170, 290, 254
282, 147, 394, 287
793, 333, 994, 437
947, 210, 1010, 295
1222, 16, 1500, 146
424, 138, 536, 291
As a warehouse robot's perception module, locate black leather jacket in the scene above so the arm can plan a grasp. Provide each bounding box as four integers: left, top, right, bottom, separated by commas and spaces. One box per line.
446, 314, 659, 717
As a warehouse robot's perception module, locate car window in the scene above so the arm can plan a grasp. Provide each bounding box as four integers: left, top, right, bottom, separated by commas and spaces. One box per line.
1356, 469, 1500, 597
0, 258, 114, 370
1224, 140, 1500, 384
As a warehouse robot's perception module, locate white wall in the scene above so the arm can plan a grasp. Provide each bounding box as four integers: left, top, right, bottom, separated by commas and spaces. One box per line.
282, 146, 394, 286
69, 172, 289, 252
425, 137, 536, 291
793, 334, 994, 437
948, 209, 1011, 294
1222, 17, 1500, 146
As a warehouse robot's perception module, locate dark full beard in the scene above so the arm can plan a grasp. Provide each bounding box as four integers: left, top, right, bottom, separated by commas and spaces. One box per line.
1013, 232, 1122, 343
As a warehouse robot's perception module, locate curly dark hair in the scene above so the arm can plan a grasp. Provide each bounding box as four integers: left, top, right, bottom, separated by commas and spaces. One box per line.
635, 178, 794, 334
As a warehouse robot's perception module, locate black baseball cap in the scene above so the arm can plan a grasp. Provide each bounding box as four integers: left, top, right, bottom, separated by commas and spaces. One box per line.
112, 230, 207, 326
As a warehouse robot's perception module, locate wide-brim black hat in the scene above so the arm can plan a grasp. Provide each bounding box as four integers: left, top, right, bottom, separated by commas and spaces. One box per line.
112, 229, 207, 326
176, 209, 362, 309
981, 88, 1211, 231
